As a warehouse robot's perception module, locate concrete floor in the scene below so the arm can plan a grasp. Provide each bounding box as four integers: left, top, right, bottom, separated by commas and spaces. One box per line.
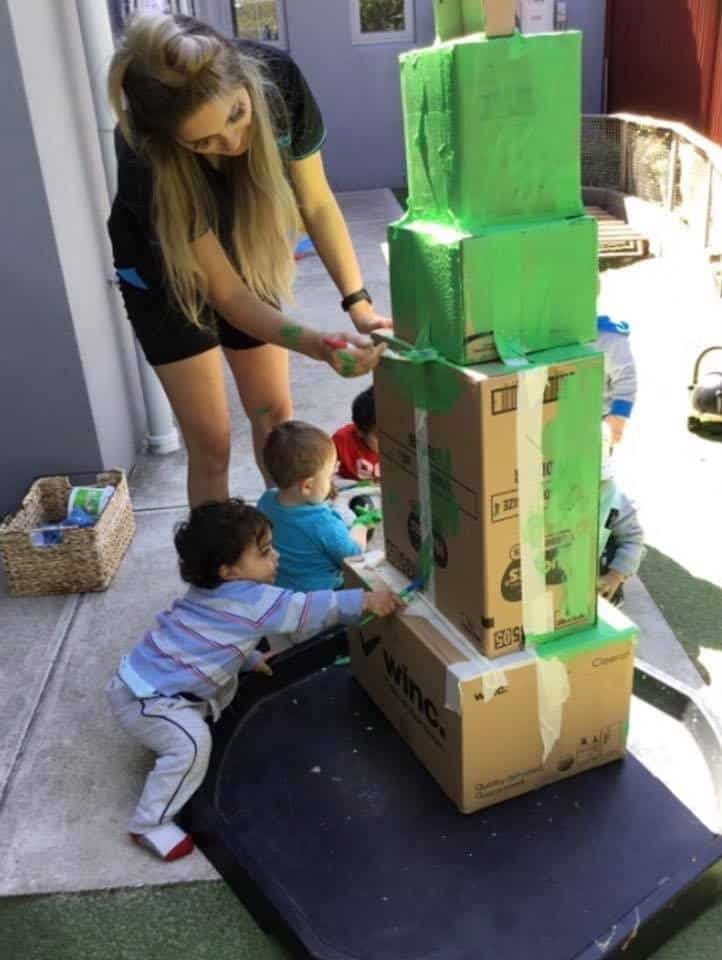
1, 191, 720, 922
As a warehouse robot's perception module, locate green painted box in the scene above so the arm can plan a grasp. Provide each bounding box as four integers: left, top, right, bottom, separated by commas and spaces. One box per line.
401, 30, 584, 231
388, 214, 598, 364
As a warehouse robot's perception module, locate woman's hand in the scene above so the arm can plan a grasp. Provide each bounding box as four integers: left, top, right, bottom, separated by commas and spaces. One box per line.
319, 332, 386, 378
349, 301, 393, 335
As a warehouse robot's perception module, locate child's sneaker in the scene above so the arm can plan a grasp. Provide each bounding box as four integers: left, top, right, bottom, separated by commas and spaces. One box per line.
131, 823, 194, 861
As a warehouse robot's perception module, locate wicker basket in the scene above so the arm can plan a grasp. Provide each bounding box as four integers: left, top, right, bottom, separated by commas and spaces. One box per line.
0, 470, 136, 596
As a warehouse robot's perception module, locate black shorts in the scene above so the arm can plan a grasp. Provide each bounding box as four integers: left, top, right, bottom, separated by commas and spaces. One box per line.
117, 278, 264, 367
109, 202, 264, 366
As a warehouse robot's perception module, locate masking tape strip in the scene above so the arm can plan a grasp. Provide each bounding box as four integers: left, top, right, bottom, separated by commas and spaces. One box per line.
536, 656, 571, 762
355, 553, 568, 756
414, 406, 436, 604
516, 365, 555, 640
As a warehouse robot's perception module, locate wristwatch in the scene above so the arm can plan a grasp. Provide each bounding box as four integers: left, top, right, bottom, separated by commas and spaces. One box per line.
341, 288, 372, 312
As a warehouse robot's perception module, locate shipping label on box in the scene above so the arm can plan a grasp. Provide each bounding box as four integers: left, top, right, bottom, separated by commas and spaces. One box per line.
346, 558, 637, 814
400, 30, 583, 231
389, 214, 598, 365
375, 344, 604, 658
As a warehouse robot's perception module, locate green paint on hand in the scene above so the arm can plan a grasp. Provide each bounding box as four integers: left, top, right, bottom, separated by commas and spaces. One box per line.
255, 405, 272, 417
280, 323, 304, 349
339, 350, 358, 378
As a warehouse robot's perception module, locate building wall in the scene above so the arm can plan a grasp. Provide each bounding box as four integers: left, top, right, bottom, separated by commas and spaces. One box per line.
566, 0, 607, 115
1, 1, 143, 516
283, 0, 435, 191
201, 1, 607, 191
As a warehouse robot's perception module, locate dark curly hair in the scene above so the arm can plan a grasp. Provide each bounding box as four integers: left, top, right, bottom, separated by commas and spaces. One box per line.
174, 498, 272, 589
352, 386, 376, 434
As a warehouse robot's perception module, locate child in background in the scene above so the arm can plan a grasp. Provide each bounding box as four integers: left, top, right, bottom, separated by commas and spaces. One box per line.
333, 386, 381, 481
595, 315, 637, 445
598, 423, 644, 606
106, 499, 400, 862
258, 421, 374, 591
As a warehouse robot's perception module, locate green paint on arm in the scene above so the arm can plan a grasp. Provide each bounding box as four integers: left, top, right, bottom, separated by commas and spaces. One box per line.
280, 323, 305, 349
255, 405, 272, 417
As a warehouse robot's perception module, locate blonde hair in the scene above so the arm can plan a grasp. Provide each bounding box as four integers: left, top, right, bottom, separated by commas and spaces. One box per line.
108, 13, 298, 325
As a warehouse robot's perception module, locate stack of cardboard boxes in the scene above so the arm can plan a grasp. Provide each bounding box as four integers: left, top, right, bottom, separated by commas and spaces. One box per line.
346, 0, 638, 814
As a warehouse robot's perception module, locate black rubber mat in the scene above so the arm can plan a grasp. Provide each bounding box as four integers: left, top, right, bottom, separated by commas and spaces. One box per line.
184, 634, 722, 960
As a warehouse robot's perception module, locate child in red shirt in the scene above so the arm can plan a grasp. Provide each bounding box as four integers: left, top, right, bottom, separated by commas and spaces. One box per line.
333, 386, 380, 482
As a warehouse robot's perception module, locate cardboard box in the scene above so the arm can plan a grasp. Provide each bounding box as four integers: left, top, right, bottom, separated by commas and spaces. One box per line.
517, 0, 555, 34
346, 558, 637, 814
400, 30, 582, 231
431, 0, 513, 42
375, 343, 604, 657
388, 214, 598, 365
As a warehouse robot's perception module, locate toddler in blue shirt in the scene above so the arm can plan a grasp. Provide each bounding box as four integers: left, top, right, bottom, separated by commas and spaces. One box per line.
258, 421, 374, 591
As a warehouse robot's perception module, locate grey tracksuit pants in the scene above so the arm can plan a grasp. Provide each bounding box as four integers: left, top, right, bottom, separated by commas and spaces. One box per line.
106, 675, 212, 835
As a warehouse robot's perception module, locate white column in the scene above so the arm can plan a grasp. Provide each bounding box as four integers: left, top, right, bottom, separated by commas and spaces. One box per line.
76, 0, 180, 455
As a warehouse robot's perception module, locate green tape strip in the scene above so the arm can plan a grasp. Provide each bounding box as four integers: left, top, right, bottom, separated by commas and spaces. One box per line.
523, 350, 604, 645
381, 349, 465, 416
534, 613, 638, 663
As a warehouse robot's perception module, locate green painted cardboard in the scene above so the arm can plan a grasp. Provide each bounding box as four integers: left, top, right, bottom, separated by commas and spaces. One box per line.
432, 0, 485, 40
375, 343, 605, 656
388, 214, 598, 365
400, 31, 583, 230
534, 598, 639, 662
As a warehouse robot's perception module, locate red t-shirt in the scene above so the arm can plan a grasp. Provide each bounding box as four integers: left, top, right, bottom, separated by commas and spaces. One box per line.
333, 423, 380, 481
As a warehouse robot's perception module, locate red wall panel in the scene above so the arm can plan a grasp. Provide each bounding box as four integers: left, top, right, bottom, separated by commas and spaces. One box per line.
606, 0, 722, 143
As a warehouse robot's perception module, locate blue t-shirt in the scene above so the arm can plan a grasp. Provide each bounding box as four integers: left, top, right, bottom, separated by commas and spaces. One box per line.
257, 490, 362, 591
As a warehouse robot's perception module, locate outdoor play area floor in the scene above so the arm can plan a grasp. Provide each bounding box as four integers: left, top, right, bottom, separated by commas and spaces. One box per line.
2, 191, 722, 959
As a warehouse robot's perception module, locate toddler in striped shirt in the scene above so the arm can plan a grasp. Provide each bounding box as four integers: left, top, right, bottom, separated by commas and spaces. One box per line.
106, 498, 400, 862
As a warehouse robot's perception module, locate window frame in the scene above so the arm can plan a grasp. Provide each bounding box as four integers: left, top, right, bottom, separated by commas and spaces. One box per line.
229, 0, 288, 50
349, 0, 415, 45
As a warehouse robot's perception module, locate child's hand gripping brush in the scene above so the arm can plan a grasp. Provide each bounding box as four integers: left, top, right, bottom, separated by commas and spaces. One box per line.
359, 574, 425, 627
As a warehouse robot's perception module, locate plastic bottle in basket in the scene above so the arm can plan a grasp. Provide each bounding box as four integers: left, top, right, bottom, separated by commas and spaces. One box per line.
65, 485, 115, 527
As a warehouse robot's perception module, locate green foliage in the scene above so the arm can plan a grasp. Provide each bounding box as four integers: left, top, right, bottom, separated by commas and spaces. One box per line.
360, 0, 405, 33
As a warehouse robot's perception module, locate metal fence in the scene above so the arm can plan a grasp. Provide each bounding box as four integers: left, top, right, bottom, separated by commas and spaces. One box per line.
582, 113, 722, 255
